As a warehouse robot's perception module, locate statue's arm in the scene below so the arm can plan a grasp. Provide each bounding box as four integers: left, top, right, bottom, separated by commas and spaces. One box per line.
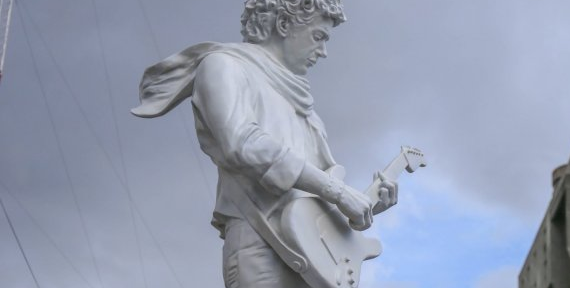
193, 53, 305, 193
193, 53, 373, 230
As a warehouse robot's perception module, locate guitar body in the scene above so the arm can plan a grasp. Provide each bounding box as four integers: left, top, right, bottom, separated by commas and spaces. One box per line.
278, 147, 426, 288
281, 196, 382, 288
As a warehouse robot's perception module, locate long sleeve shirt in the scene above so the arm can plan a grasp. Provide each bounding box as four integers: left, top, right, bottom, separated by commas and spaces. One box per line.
133, 42, 336, 237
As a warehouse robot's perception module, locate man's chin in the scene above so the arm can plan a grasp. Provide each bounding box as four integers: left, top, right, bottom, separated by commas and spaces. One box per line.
293, 67, 309, 76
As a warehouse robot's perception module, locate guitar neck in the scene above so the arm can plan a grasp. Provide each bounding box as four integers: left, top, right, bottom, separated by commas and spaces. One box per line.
364, 153, 408, 205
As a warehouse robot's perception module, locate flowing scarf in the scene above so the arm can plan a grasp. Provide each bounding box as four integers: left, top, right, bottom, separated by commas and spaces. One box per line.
131, 42, 315, 118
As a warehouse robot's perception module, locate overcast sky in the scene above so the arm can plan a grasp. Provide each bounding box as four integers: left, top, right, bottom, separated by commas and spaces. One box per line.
0, 0, 569, 287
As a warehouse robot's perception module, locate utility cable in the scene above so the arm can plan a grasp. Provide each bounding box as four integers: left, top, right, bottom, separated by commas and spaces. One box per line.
88, 0, 150, 286
16, 2, 184, 287
133, 0, 161, 57
16, 0, 125, 195
0, 181, 95, 288
0, 186, 41, 288
15, 3, 105, 288
134, 0, 215, 202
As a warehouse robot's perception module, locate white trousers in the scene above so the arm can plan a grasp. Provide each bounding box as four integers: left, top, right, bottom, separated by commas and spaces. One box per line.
222, 218, 311, 288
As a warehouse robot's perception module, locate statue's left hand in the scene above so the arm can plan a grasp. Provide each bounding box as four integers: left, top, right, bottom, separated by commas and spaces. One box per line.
371, 172, 398, 215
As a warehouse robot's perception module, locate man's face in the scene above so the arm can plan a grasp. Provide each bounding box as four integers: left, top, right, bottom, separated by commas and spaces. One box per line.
279, 15, 333, 75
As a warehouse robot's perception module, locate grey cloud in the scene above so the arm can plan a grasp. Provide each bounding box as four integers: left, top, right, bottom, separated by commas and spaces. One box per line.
1, 0, 569, 287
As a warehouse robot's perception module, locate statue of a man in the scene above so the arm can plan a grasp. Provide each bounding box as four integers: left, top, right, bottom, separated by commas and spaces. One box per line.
132, 0, 398, 287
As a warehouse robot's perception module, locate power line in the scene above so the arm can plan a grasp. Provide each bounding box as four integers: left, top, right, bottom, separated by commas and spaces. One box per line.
14, 2, 185, 287
15, 0, 126, 194
15, 3, 105, 288
0, 181, 96, 288
133, 0, 215, 202
127, 4, 218, 284
17, 2, 213, 287
0, 187, 41, 288
134, 0, 216, 201
86, 0, 149, 286
133, 0, 161, 57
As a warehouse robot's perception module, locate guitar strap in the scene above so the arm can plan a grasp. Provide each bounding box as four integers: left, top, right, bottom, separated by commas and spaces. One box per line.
225, 174, 309, 274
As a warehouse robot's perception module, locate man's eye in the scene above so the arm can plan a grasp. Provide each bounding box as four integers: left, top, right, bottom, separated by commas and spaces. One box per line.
314, 34, 324, 41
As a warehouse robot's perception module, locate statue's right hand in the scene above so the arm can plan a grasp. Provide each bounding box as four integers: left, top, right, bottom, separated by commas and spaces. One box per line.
336, 186, 373, 231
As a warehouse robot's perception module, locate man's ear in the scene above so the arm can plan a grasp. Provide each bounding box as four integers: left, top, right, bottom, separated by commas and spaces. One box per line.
275, 13, 289, 38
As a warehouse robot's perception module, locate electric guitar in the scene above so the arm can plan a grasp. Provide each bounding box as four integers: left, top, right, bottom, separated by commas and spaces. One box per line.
280, 146, 427, 288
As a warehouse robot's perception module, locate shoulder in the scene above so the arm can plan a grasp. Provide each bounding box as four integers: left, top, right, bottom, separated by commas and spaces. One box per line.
194, 52, 251, 98
200, 52, 239, 68
198, 52, 246, 75
196, 53, 249, 89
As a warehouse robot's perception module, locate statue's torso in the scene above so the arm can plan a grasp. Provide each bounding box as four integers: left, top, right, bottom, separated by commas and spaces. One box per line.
190, 47, 335, 235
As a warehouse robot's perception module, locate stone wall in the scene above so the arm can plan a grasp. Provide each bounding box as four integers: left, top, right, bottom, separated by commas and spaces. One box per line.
519, 164, 570, 288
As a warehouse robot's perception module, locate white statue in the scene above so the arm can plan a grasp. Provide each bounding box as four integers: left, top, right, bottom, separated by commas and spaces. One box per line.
132, 1, 425, 287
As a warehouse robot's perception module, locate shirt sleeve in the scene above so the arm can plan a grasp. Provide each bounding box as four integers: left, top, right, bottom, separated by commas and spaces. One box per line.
191, 53, 305, 194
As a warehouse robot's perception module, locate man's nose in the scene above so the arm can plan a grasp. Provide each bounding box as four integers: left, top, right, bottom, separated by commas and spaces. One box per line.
316, 43, 328, 58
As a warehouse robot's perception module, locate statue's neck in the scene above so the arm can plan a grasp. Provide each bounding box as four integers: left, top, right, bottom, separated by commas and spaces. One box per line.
257, 39, 287, 70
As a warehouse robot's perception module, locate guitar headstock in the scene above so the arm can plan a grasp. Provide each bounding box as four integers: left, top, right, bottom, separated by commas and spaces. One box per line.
401, 146, 427, 173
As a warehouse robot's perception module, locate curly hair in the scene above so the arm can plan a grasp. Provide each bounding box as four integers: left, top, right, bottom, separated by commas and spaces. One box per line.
240, 0, 346, 43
